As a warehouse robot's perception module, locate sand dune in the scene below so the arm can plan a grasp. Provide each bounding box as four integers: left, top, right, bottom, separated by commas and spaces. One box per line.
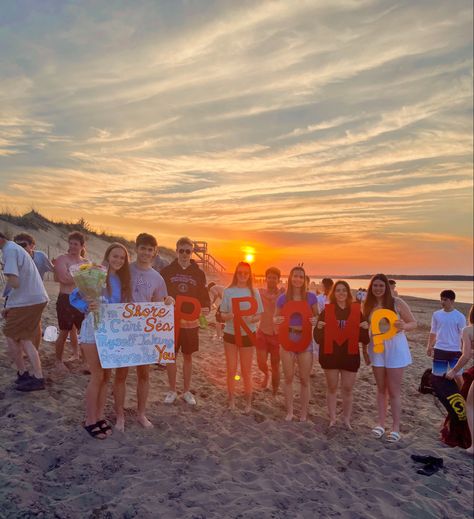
0, 282, 472, 518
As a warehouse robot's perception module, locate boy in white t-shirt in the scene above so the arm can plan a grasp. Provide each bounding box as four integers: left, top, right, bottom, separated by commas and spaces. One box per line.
427, 289, 466, 388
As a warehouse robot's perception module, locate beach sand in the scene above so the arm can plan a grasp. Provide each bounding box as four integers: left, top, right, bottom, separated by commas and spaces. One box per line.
0, 283, 472, 519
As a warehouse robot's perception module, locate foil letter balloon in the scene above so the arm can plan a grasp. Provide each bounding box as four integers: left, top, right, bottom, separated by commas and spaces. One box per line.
371, 309, 398, 353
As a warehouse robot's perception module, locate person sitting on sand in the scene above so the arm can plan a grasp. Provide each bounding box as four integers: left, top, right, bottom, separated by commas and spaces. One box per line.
0, 231, 49, 391
427, 290, 466, 389
70, 243, 132, 439
256, 267, 284, 395
220, 262, 263, 413
274, 266, 318, 422
53, 232, 88, 370
363, 273, 417, 443
113, 233, 174, 430
160, 237, 210, 406
446, 305, 474, 455
314, 280, 370, 429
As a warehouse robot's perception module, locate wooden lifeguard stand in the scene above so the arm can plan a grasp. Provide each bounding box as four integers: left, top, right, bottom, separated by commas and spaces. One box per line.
193, 241, 226, 274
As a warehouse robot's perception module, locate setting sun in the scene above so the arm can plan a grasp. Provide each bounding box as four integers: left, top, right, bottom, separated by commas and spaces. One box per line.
241, 246, 256, 264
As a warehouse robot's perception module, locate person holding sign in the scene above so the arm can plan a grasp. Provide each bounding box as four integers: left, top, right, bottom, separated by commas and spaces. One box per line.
114, 233, 173, 431
314, 280, 370, 429
274, 266, 318, 422
70, 243, 132, 439
160, 237, 210, 406
363, 273, 417, 443
220, 262, 263, 412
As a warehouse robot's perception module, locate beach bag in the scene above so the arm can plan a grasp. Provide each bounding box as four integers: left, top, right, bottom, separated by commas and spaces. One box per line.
43, 325, 59, 342
418, 368, 434, 394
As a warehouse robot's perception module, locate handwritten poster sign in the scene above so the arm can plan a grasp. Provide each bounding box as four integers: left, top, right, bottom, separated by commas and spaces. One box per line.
95, 302, 175, 368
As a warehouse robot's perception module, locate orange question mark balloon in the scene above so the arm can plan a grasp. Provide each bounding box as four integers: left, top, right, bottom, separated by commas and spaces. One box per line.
371, 309, 398, 353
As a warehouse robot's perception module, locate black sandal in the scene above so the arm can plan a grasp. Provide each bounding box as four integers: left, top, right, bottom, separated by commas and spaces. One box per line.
96, 419, 113, 435
84, 422, 107, 439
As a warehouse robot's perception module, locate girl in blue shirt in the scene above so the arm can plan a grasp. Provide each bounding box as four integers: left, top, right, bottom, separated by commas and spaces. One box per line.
70, 243, 131, 439
220, 261, 263, 412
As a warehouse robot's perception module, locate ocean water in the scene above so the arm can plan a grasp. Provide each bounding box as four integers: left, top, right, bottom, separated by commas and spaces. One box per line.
339, 279, 473, 304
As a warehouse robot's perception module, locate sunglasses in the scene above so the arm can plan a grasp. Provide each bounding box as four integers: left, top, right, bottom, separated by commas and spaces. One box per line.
178, 249, 192, 255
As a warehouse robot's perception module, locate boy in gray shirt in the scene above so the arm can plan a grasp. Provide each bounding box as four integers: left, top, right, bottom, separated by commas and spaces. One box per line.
0, 232, 48, 391
114, 233, 173, 431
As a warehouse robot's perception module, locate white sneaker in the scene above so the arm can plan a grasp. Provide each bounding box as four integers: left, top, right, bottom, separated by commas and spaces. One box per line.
164, 391, 178, 404
182, 391, 197, 406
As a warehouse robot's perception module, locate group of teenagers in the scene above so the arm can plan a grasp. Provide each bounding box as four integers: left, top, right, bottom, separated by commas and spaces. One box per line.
0, 230, 472, 453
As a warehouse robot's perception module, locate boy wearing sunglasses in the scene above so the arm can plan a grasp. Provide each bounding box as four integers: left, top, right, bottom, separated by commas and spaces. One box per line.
160, 237, 210, 405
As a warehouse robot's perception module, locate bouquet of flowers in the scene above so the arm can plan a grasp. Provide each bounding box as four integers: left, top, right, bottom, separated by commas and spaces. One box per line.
70, 263, 107, 328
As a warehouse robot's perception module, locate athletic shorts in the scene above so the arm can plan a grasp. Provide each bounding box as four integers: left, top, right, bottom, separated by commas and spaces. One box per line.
56, 293, 84, 331
432, 349, 462, 376
176, 327, 199, 355
3, 302, 47, 341
319, 348, 360, 373
224, 332, 254, 348
256, 329, 280, 355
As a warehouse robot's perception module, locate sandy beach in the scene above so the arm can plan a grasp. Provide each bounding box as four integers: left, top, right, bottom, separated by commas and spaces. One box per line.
0, 282, 472, 519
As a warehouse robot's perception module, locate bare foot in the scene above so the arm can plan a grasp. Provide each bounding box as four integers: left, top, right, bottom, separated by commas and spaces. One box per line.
300, 415, 308, 422
244, 403, 252, 414
260, 373, 269, 389
285, 413, 294, 422
329, 419, 337, 427
343, 420, 353, 430
228, 397, 236, 411
137, 415, 153, 428
466, 446, 473, 455
115, 416, 125, 432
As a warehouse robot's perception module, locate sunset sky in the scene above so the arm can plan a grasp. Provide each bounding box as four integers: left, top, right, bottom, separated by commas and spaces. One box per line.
1, 0, 472, 275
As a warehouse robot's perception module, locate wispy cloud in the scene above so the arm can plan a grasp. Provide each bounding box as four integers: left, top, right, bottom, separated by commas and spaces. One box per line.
0, 0, 472, 273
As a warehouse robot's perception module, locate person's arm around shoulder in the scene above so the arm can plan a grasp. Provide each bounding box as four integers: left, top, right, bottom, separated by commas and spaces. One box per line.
394, 297, 417, 332
446, 326, 473, 379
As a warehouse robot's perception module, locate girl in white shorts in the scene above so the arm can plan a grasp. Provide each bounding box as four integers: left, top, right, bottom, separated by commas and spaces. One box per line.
363, 274, 417, 443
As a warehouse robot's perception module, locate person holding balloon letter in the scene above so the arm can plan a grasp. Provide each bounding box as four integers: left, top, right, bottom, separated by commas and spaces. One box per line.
363, 274, 417, 443
220, 262, 263, 413
274, 266, 318, 422
314, 280, 370, 429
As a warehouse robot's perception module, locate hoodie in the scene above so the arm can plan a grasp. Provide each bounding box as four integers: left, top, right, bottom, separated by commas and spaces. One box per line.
160, 259, 210, 319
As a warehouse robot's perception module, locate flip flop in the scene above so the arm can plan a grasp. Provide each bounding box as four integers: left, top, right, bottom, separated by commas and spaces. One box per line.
83, 422, 107, 440
96, 419, 113, 435
417, 463, 440, 476
371, 426, 385, 438
386, 431, 401, 443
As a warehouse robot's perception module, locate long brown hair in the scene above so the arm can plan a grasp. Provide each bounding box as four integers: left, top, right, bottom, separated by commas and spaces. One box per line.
103, 243, 132, 303
469, 305, 474, 325
363, 273, 395, 319
286, 266, 307, 302
228, 261, 255, 295
328, 280, 353, 306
